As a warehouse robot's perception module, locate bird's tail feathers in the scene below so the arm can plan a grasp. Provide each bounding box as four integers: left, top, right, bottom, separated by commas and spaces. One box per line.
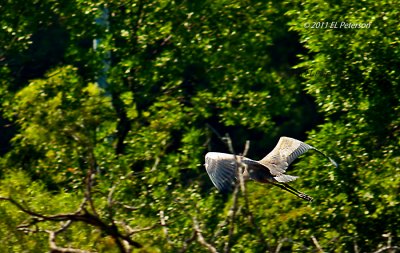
274, 174, 299, 183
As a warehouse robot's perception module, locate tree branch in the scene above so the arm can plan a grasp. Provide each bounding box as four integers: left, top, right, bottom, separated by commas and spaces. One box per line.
193, 217, 219, 253
275, 238, 289, 253
208, 132, 270, 252
311, 235, 324, 253
0, 196, 143, 251
159, 210, 171, 242
373, 246, 400, 253
46, 221, 94, 253
179, 231, 196, 253
222, 183, 240, 253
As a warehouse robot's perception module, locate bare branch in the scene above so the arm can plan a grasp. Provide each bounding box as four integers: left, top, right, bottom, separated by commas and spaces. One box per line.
229, 136, 269, 252
222, 184, 240, 253
151, 156, 160, 171
0, 196, 143, 251
236, 156, 246, 195
223, 133, 236, 155
212, 189, 240, 241
114, 202, 139, 211
242, 140, 250, 157
275, 238, 289, 253
311, 235, 324, 253
116, 220, 159, 236
206, 124, 224, 142
193, 217, 219, 253
47, 221, 94, 253
373, 233, 399, 253
107, 184, 118, 209
0, 196, 59, 219
354, 239, 360, 253
159, 210, 171, 242
179, 231, 196, 253
373, 246, 400, 253
85, 150, 99, 217
203, 129, 269, 251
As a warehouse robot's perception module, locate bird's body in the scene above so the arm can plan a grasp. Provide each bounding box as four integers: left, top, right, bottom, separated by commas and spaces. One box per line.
204, 137, 338, 201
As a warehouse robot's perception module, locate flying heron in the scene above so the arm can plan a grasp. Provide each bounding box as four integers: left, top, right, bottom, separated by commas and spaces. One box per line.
204, 136, 338, 201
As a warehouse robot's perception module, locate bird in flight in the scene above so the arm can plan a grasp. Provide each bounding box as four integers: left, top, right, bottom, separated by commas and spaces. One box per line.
204, 136, 337, 201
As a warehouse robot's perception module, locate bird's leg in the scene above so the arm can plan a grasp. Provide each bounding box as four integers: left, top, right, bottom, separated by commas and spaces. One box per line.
272, 182, 313, 202
284, 183, 313, 202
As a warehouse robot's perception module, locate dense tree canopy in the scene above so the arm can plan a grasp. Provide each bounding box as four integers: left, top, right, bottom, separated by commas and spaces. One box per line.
0, 0, 399, 252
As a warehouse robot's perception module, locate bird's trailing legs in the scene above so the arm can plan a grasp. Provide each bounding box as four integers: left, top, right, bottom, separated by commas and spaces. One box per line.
272, 182, 313, 202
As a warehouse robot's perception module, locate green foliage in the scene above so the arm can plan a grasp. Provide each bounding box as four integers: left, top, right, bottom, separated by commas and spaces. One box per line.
285, 0, 400, 251
0, 171, 98, 252
3, 66, 115, 188
0, 0, 399, 252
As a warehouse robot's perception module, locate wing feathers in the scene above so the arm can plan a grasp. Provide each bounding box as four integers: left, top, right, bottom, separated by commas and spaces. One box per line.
205, 152, 238, 193
259, 136, 337, 176
274, 174, 299, 183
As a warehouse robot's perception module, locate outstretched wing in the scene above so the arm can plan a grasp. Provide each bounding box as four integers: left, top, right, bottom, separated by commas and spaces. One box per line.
259, 136, 337, 176
204, 152, 238, 193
